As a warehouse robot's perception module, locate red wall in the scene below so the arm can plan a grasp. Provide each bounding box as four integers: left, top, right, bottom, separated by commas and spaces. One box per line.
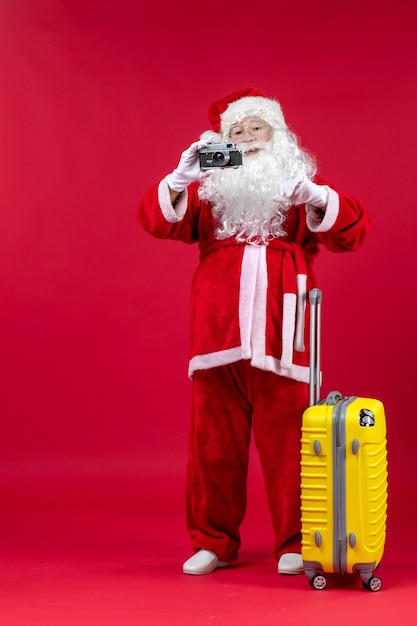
1, 0, 415, 510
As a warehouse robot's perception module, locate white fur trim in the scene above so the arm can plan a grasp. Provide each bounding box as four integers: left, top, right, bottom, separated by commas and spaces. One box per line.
262, 356, 310, 383
281, 293, 297, 369
158, 176, 188, 223
220, 96, 286, 138
250, 245, 268, 367
239, 245, 261, 359
306, 186, 339, 232
188, 347, 243, 377
200, 130, 222, 143
295, 274, 307, 351
189, 350, 310, 384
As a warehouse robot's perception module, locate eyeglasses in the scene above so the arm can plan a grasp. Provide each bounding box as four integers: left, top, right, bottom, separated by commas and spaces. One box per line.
229, 120, 271, 141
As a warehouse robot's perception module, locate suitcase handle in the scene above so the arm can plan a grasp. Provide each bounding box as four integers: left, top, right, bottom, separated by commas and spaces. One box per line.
308, 288, 322, 407
309, 289, 343, 407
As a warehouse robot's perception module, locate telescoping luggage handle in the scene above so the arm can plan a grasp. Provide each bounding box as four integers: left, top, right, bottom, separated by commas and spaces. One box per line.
308, 288, 322, 407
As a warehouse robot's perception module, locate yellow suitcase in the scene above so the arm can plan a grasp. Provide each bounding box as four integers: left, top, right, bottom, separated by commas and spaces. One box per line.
300, 290, 388, 591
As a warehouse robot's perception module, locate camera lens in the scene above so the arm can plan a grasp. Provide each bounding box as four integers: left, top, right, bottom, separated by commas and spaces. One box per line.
212, 151, 230, 166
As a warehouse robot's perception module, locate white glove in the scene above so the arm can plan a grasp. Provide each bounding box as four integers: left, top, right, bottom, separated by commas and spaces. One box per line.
273, 175, 328, 208
166, 141, 209, 192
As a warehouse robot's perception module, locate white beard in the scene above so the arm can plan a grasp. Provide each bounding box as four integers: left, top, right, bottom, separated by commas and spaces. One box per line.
198, 139, 314, 244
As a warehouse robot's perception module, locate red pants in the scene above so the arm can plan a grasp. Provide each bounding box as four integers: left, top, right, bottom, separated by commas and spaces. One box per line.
186, 361, 308, 563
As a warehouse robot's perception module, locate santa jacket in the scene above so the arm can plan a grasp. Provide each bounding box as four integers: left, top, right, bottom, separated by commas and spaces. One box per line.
138, 175, 370, 383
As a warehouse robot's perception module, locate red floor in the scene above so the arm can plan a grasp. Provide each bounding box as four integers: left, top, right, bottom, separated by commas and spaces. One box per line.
0, 460, 415, 626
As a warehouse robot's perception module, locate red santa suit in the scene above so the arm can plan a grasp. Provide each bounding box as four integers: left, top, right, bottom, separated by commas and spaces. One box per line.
138, 174, 369, 562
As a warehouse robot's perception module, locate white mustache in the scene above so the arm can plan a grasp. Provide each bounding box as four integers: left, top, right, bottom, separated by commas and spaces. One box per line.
239, 141, 268, 154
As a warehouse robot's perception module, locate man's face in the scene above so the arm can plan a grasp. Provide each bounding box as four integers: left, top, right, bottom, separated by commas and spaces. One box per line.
229, 116, 272, 156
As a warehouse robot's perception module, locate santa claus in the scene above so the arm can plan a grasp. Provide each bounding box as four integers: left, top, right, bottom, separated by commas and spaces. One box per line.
138, 87, 369, 576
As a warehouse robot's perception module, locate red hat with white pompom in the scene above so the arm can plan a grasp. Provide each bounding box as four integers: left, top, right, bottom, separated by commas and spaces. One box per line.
200, 87, 287, 143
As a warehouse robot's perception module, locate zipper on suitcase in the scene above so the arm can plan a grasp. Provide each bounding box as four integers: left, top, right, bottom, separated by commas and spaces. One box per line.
332, 396, 355, 575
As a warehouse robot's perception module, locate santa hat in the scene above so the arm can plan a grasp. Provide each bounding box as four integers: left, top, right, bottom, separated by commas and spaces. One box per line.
201, 87, 287, 143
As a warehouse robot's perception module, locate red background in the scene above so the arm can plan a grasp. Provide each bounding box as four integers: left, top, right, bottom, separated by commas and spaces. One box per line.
0, 1, 416, 622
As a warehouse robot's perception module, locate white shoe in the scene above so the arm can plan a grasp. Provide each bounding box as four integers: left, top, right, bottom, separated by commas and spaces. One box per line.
277, 553, 304, 575
183, 550, 230, 575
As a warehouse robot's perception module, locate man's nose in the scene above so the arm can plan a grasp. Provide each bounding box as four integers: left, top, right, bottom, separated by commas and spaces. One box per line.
241, 129, 255, 141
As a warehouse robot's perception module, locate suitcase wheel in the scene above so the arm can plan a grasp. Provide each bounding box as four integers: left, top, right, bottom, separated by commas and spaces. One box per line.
309, 574, 327, 590
362, 575, 382, 592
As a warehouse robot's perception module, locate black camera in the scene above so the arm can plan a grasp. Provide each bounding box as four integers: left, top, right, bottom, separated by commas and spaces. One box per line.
199, 143, 243, 170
